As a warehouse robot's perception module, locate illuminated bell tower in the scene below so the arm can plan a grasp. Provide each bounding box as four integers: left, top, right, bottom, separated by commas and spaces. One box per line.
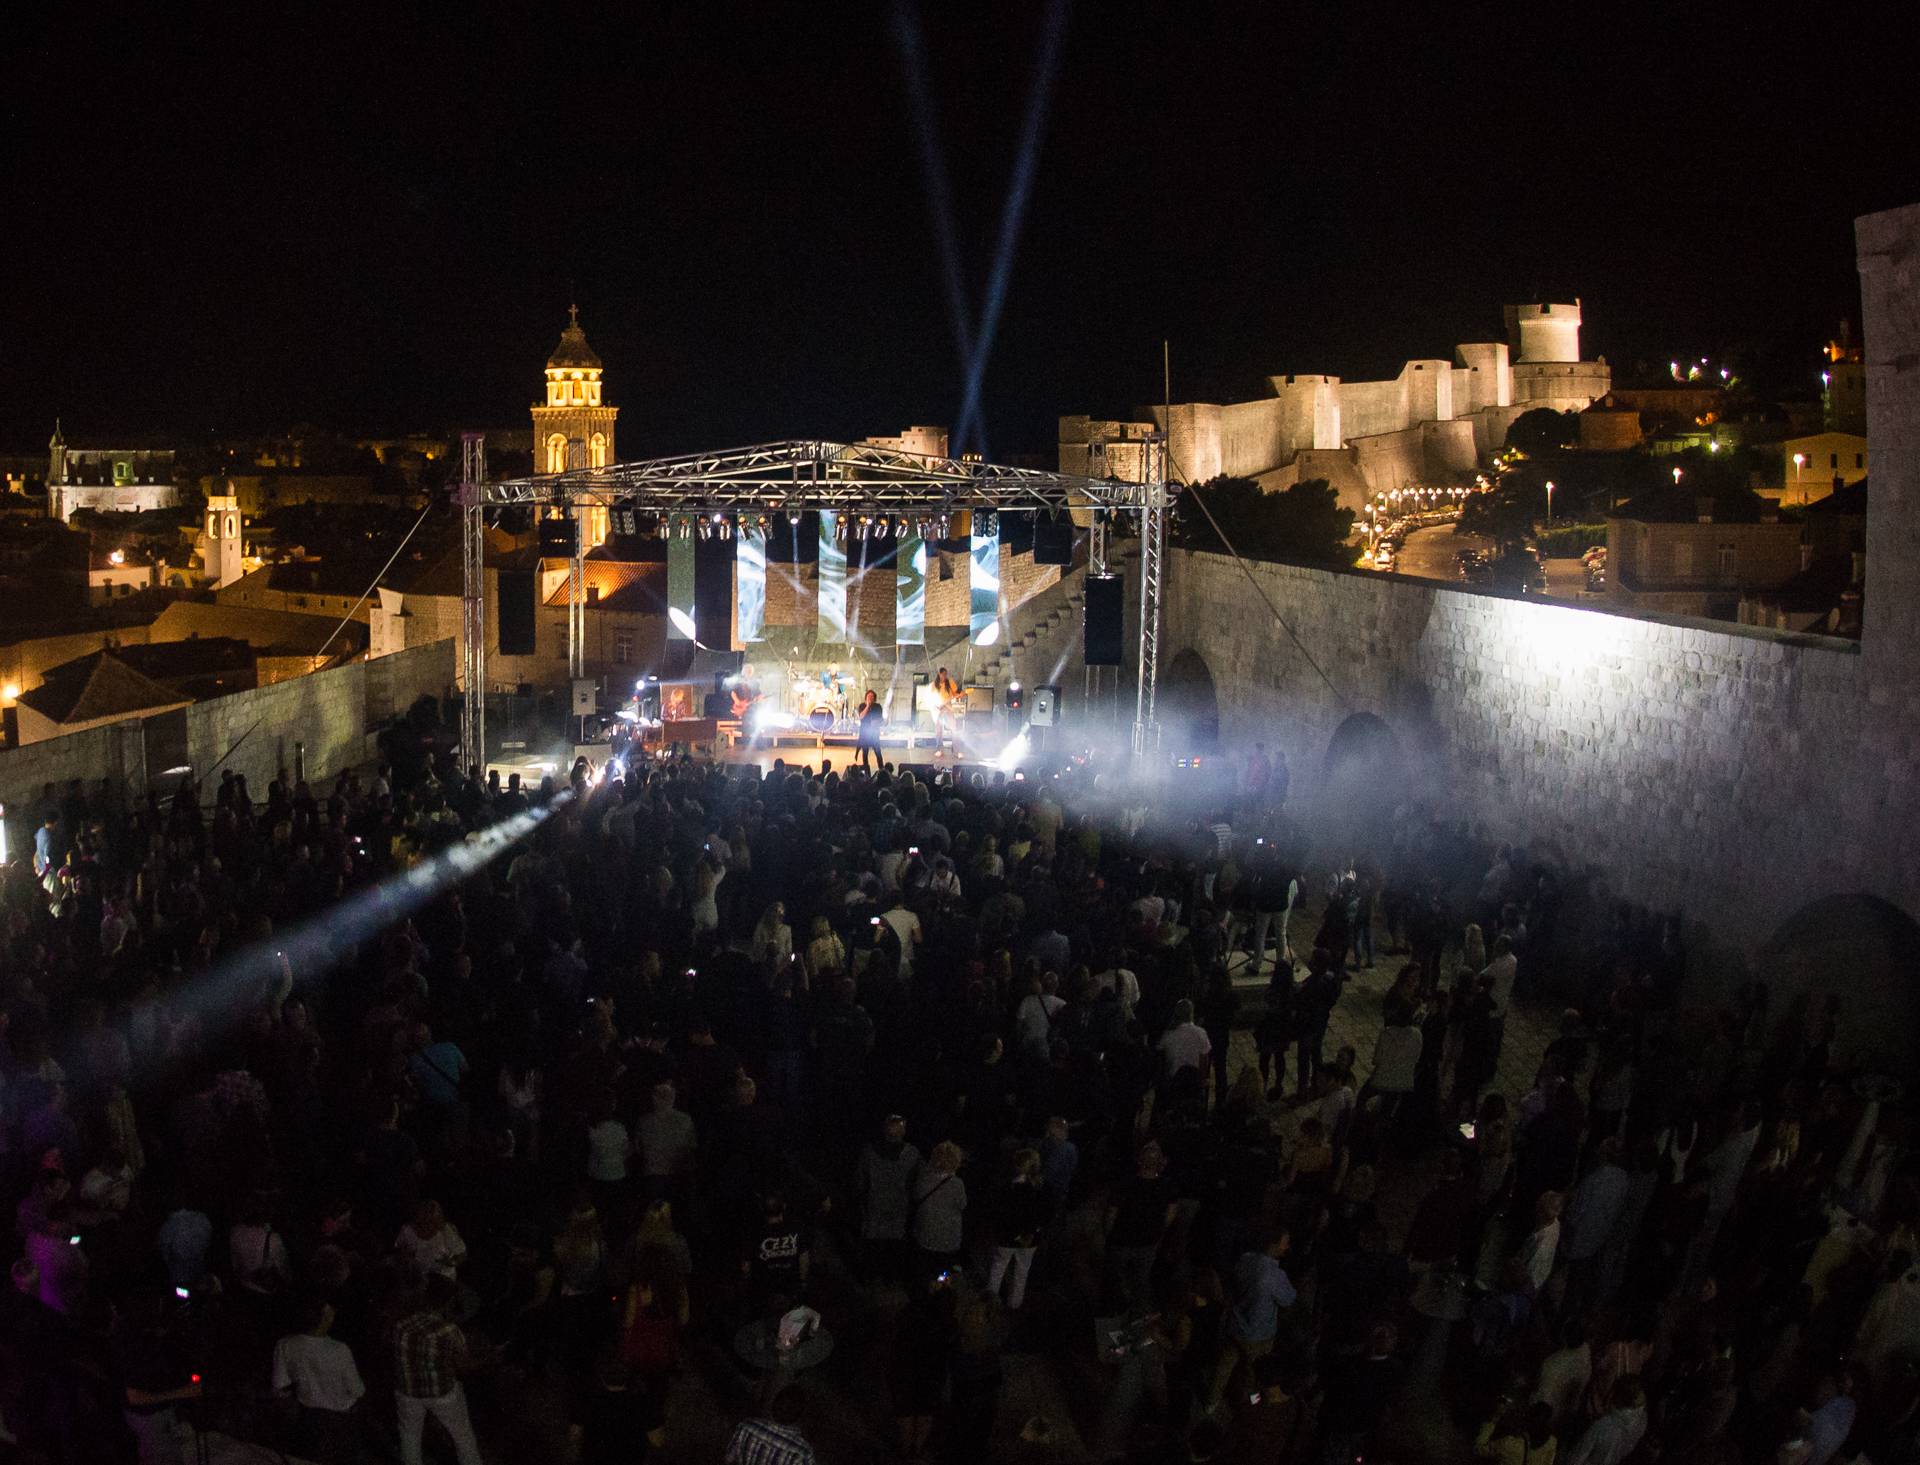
531, 305, 618, 546
204, 489, 243, 588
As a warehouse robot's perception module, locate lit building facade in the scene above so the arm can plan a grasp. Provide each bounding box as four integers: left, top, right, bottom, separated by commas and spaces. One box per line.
46, 422, 180, 523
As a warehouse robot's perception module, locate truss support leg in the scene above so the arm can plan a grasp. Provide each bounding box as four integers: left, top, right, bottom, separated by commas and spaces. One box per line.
1132, 486, 1165, 757
458, 433, 487, 773
568, 516, 585, 682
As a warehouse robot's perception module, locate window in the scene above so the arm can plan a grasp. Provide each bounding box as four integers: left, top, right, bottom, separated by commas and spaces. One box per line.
1672, 541, 1693, 579
614, 630, 633, 664
1717, 544, 1736, 579
1830, 453, 1839, 468
1856, 453, 1864, 469
590, 433, 607, 468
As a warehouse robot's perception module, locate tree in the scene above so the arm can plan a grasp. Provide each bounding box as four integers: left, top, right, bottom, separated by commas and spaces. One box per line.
1456, 479, 1538, 555
1506, 408, 1578, 455
1173, 476, 1355, 568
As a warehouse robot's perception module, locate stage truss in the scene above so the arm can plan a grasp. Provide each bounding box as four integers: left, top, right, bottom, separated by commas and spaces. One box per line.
455, 437, 1172, 763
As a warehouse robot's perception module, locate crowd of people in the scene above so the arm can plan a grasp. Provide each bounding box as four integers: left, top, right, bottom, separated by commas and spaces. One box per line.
0, 738, 1912, 1465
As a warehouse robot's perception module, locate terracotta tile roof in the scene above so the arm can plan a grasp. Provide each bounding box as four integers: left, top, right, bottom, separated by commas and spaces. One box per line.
542, 560, 666, 612
15, 651, 189, 725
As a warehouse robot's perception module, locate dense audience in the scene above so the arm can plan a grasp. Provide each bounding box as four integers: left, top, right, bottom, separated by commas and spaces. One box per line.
0, 739, 1910, 1465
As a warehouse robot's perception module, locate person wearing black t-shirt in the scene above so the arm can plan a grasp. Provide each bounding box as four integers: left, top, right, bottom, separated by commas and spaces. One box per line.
1106, 1141, 1177, 1310
743, 1194, 809, 1310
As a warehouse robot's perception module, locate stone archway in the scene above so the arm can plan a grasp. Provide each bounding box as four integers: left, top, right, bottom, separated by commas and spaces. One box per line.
1160, 648, 1220, 751
1318, 711, 1406, 852
1762, 894, 1920, 1074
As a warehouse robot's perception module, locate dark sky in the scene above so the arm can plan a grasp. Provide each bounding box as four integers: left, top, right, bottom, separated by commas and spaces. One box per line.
5, 3, 1914, 457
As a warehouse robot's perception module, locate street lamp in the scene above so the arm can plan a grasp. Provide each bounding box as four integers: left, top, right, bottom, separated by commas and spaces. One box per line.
1545, 480, 1555, 523
1672, 466, 1684, 485
1792, 452, 1806, 503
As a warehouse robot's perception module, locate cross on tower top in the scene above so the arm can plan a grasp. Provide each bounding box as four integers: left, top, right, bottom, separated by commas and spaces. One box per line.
568, 302, 579, 329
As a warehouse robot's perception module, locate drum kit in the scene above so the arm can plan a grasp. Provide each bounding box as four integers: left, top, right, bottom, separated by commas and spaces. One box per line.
779, 664, 856, 733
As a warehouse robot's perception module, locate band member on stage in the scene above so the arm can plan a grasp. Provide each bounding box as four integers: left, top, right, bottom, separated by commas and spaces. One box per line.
856, 689, 884, 771
932, 667, 959, 750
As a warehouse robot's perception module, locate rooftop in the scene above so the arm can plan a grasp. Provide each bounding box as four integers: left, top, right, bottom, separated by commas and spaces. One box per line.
1608, 480, 1776, 525
545, 305, 603, 371
15, 651, 189, 726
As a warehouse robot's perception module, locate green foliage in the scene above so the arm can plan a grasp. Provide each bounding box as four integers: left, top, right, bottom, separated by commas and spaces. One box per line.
1174, 476, 1356, 568
1456, 480, 1538, 554
1535, 522, 1608, 557
1506, 408, 1579, 454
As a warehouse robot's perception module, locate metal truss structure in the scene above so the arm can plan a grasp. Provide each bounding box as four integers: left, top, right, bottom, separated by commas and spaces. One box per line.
456, 438, 1172, 760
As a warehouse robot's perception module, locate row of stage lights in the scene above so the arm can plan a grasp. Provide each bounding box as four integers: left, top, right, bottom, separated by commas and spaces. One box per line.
653, 511, 957, 542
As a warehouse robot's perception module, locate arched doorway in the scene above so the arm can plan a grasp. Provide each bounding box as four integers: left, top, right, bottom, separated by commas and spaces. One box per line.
1160, 648, 1220, 751
1762, 894, 1920, 1074
1318, 711, 1406, 851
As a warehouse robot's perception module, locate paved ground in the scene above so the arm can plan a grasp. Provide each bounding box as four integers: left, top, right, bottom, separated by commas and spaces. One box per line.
1391, 523, 1490, 584
1541, 555, 1603, 603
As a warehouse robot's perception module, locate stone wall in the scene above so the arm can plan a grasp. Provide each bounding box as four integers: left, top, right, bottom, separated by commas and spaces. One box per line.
0, 640, 455, 837
1138, 206, 1920, 1061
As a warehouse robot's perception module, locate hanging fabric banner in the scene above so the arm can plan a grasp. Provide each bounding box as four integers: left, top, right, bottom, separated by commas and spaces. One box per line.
969, 511, 1000, 647
667, 518, 695, 641
817, 511, 847, 643
736, 526, 767, 644
894, 535, 926, 647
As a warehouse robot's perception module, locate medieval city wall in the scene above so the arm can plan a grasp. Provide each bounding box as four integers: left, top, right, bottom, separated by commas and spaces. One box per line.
0, 640, 455, 826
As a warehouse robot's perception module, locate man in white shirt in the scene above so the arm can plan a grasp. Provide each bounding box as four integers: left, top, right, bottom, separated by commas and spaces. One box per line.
1156, 1001, 1212, 1102
273, 1296, 366, 1461
1093, 962, 1140, 1022
880, 894, 923, 975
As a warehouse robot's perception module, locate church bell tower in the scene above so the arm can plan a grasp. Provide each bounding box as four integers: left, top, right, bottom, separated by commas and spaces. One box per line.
531, 305, 619, 548
204, 489, 243, 589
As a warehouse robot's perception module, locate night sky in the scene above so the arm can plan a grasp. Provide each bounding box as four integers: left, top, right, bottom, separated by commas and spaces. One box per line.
5, 4, 1915, 456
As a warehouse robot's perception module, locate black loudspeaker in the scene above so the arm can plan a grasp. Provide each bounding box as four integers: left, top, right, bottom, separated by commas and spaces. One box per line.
538, 514, 578, 557
611, 500, 640, 538
499, 570, 538, 655
1000, 511, 1034, 557
1006, 683, 1025, 714
1084, 574, 1123, 666
1033, 511, 1073, 565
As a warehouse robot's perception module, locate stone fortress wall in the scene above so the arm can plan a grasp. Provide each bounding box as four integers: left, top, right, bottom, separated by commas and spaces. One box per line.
1061, 301, 1609, 511
1146, 204, 1920, 1064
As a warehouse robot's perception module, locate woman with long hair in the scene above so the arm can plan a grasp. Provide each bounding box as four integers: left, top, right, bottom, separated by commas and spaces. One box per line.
749, 901, 793, 970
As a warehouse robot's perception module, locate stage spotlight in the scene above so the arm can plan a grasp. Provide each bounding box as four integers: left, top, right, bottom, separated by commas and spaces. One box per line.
698, 518, 712, 541
787, 506, 802, 526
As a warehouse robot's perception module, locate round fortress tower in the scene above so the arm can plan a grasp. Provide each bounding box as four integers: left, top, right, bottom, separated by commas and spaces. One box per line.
1506, 300, 1583, 363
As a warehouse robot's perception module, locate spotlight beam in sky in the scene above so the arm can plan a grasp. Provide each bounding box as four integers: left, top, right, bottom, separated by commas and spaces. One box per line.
952, 0, 1071, 456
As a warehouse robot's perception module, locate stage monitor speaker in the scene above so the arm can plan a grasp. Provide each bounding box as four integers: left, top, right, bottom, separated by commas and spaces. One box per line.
499, 570, 537, 655
1083, 574, 1123, 666
1033, 511, 1073, 565
1031, 685, 1060, 726
538, 514, 578, 558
